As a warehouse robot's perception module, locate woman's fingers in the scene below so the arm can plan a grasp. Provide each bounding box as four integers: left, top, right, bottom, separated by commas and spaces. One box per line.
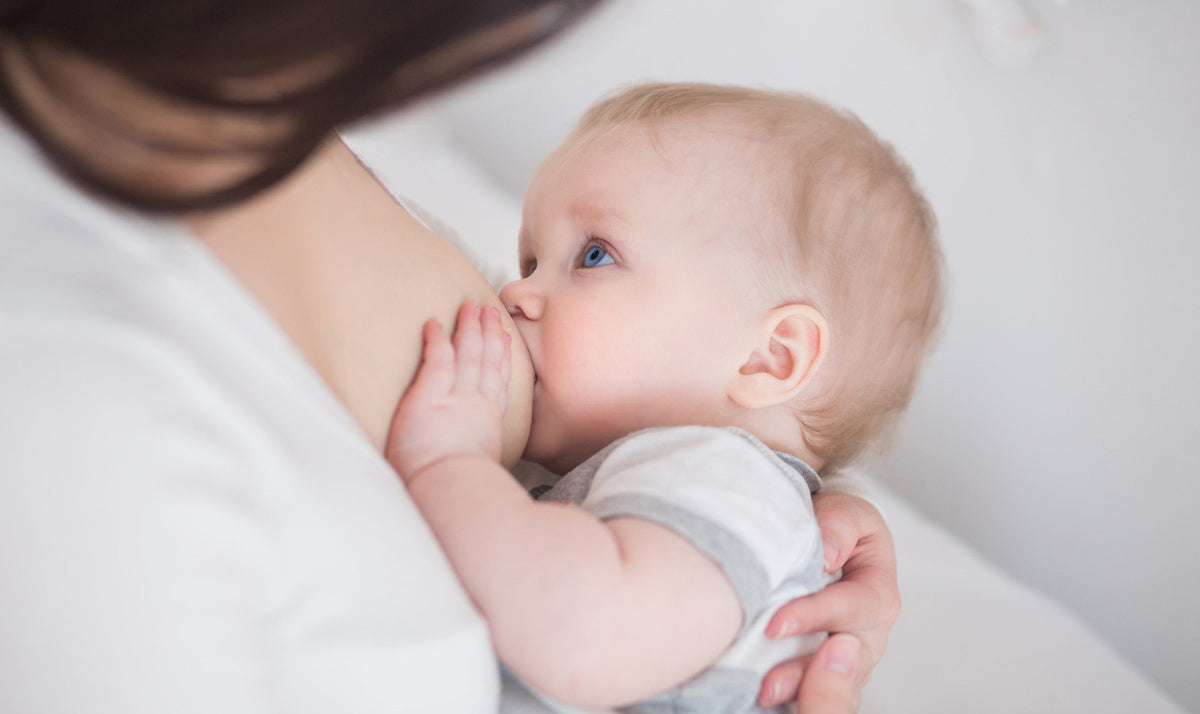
813, 490, 887, 572
768, 578, 891, 646
757, 490, 900, 710
792, 634, 863, 714
790, 490, 900, 641
757, 656, 808, 707
765, 543, 898, 665
757, 632, 864, 711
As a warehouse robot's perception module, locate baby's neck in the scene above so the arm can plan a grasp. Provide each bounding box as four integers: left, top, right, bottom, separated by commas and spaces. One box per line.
725, 410, 826, 473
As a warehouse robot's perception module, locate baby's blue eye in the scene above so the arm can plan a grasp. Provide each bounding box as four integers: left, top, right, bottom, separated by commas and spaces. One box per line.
581, 244, 614, 268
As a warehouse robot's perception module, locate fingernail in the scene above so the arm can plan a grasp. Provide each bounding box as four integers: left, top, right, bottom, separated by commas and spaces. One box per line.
762, 672, 797, 707
826, 635, 860, 676
822, 535, 839, 571
770, 621, 798, 639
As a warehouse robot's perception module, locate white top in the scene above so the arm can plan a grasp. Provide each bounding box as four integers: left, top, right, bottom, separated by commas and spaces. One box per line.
0, 121, 498, 713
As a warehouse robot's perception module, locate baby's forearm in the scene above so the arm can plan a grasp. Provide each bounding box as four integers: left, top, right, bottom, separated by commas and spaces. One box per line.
406, 458, 740, 708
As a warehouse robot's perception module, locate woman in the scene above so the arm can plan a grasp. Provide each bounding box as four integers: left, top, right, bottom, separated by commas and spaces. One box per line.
0, 2, 898, 712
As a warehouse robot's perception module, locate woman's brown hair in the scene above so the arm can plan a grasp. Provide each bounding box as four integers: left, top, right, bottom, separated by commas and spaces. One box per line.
0, 0, 600, 212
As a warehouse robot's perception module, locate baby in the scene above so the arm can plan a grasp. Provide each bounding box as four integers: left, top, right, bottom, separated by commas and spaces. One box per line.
388, 82, 944, 712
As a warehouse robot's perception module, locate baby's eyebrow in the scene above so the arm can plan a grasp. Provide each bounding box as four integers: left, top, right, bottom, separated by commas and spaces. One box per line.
569, 202, 616, 227
568, 202, 633, 241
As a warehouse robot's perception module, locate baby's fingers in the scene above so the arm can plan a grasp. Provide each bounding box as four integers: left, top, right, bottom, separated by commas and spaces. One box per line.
478, 306, 511, 402
407, 318, 456, 399
452, 303, 484, 392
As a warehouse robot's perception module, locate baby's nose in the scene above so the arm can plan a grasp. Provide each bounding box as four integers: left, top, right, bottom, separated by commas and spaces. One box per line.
498, 279, 543, 321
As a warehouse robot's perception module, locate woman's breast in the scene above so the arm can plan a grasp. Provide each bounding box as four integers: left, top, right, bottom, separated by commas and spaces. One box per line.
338, 217, 534, 464
193, 138, 534, 466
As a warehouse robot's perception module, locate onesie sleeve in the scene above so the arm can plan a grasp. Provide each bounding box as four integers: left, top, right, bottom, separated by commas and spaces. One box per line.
579, 427, 824, 622
0, 326, 275, 714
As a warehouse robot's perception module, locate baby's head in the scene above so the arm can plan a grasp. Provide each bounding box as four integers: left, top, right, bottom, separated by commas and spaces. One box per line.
503, 82, 943, 474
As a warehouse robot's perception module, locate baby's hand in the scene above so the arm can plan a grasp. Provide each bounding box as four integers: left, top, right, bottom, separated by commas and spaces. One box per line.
387, 303, 511, 482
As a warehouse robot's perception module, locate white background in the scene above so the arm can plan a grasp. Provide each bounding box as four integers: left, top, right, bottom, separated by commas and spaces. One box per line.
414, 0, 1200, 709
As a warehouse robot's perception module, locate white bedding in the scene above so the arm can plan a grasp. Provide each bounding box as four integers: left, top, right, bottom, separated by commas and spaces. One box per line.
861, 479, 1182, 713
342, 114, 1186, 714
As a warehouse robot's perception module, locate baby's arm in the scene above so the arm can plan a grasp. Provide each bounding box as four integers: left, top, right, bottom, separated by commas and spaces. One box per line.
388, 304, 742, 709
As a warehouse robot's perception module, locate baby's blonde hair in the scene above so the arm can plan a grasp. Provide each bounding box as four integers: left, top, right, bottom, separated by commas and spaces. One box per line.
572, 82, 946, 473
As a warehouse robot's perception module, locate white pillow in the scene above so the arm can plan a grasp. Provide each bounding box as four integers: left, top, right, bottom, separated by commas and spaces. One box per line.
861, 479, 1184, 713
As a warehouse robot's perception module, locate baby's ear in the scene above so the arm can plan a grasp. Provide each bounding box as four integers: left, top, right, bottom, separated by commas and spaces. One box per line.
727, 304, 828, 409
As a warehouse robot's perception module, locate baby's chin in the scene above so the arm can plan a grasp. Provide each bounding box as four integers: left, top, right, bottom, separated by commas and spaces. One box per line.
520, 442, 587, 477
523, 420, 637, 474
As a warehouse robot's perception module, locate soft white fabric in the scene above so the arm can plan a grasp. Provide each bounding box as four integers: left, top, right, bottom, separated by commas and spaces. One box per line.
344, 116, 1189, 713
0, 121, 497, 714
860, 478, 1186, 714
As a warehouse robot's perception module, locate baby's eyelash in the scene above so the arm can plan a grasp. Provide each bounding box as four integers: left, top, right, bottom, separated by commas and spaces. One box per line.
577, 237, 616, 268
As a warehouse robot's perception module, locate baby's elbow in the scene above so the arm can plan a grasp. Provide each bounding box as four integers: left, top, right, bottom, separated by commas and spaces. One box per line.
500, 640, 635, 710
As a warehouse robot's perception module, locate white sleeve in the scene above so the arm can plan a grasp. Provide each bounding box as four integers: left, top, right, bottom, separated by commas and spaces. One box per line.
0, 326, 274, 714
578, 427, 826, 621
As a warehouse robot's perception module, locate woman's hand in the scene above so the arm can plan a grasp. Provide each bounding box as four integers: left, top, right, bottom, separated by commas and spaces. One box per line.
757, 490, 900, 712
